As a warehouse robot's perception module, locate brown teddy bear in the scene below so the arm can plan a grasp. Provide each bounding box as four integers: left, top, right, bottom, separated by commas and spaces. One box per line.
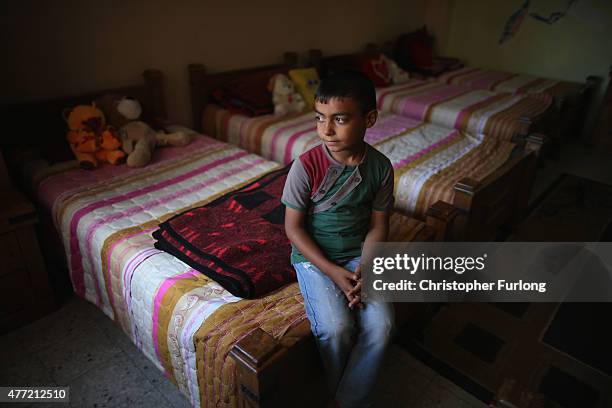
64, 103, 125, 169
96, 94, 191, 167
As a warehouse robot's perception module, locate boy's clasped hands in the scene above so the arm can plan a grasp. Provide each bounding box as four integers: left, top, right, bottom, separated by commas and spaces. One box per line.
330, 264, 364, 309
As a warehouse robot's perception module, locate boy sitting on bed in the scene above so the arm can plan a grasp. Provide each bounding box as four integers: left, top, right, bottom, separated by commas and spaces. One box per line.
282, 71, 395, 408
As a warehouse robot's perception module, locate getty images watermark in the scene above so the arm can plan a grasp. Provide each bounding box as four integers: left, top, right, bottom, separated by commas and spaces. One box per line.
361, 242, 612, 302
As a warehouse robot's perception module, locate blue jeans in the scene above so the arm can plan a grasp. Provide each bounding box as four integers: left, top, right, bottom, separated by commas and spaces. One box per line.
293, 257, 395, 408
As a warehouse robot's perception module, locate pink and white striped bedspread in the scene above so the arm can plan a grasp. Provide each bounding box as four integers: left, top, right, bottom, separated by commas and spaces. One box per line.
35, 133, 296, 407
435, 66, 581, 102
376, 79, 552, 141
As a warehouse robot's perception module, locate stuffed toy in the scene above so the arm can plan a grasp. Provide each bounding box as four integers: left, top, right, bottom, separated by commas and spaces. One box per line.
382, 55, 411, 85
361, 54, 392, 87
267, 74, 306, 115
288, 68, 320, 110
96, 95, 191, 167
64, 103, 125, 169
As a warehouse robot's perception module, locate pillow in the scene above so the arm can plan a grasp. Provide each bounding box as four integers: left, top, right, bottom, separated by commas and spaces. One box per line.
396, 26, 435, 69
381, 55, 410, 85
212, 68, 287, 116
360, 54, 392, 87
407, 40, 434, 68
153, 167, 295, 299
212, 88, 272, 117
288, 68, 320, 110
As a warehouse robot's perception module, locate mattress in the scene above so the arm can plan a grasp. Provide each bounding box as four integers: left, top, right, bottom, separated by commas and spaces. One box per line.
204, 106, 515, 219
376, 79, 552, 142
33, 132, 311, 408
435, 66, 582, 102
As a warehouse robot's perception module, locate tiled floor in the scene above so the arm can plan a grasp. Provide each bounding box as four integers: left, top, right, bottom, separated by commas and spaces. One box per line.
0, 297, 190, 408
529, 140, 612, 205
1, 140, 610, 408
0, 296, 487, 408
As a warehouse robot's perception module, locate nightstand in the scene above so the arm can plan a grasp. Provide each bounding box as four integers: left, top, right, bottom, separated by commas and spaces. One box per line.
0, 189, 56, 333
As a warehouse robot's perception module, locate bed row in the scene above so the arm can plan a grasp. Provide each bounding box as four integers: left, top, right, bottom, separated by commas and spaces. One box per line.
8, 42, 589, 407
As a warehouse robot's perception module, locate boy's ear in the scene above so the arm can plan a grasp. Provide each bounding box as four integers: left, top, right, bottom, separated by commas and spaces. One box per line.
365, 109, 378, 128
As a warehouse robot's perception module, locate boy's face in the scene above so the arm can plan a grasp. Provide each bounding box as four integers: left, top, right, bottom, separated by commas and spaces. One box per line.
314, 97, 377, 156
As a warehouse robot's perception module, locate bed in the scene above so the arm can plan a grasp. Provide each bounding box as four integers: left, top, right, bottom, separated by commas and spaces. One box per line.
309, 49, 557, 145
4, 70, 442, 408
190, 62, 541, 241
435, 67, 600, 138
390, 29, 600, 140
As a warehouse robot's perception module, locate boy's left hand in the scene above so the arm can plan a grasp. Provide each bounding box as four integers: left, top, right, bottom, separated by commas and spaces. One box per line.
347, 265, 363, 309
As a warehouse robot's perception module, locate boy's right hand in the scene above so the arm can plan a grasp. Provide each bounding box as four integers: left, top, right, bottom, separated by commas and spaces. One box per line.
329, 266, 363, 309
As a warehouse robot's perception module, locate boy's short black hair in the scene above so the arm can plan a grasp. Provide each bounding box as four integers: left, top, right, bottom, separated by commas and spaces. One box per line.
314, 70, 377, 114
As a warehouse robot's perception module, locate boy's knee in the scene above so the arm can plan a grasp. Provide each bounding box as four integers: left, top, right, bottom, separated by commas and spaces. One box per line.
367, 317, 395, 345
316, 319, 355, 342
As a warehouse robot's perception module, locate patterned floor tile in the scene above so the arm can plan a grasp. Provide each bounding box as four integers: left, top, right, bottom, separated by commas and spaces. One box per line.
36, 319, 121, 384
67, 351, 171, 408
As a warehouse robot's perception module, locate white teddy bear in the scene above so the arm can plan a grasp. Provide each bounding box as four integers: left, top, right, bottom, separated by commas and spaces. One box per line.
382, 55, 411, 85
268, 74, 306, 115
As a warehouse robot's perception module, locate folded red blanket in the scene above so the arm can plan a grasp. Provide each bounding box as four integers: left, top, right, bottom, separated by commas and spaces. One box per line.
153, 167, 295, 298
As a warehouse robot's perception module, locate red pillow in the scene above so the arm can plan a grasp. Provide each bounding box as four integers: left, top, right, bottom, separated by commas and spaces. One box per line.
360, 54, 392, 87
396, 26, 435, 69
407, 39, 434, 68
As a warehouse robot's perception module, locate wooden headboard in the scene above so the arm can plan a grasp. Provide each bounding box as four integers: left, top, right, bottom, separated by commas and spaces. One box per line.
0, 69, 166, 164
307, 44, 380, 77
188, 52, 298, 133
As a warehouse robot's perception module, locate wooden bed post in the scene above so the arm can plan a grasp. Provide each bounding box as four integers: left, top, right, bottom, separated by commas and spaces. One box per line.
517, 113, 555, 161
513, 147, 539, 224
578, 75, 604, 137
525, 134, 546, 157
230, 328, 280, 408
143, 69, 166, 120
517, 116, 533, 140
452, 178, 478, 240
425, 200, 460, 241
230, 326, 329, 408
188, 63, 207, 132
308, 49, 323, 73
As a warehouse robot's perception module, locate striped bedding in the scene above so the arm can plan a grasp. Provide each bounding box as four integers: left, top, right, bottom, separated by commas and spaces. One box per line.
204, 105, 515, 218
435, 66, 581, 102
35, 133, 309, 408
376, 79, 552, 142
